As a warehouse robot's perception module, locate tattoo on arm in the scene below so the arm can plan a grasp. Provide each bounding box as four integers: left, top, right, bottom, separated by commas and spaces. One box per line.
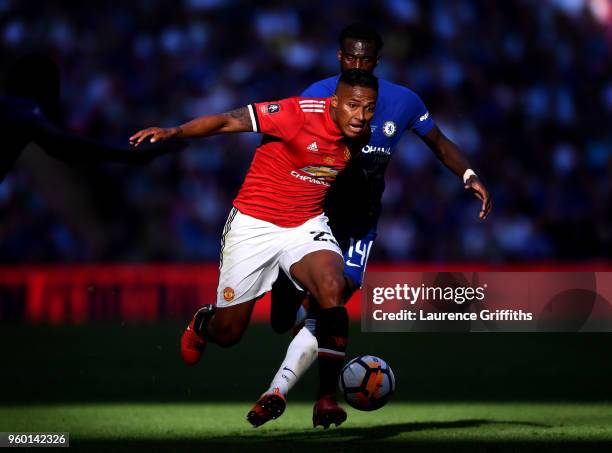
224, 107, 252, 130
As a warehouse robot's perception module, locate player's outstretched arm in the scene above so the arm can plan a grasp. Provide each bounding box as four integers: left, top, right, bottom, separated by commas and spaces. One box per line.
129, 106, 254, 147
421, 125, 492, 220
33, 119, 186, 165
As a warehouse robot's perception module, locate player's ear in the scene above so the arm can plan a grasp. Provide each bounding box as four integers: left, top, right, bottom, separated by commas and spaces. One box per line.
331, 94, 339, 108
336, 49, 342, 62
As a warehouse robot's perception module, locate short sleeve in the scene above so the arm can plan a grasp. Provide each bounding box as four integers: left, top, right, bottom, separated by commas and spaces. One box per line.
406, 92, 435, 137
248, 98, 304, 140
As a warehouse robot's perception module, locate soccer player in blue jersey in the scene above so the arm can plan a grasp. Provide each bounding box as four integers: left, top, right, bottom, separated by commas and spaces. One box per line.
246, 23, 492, 428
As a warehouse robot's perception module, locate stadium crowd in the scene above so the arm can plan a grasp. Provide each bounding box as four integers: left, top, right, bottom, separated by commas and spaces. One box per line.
0, 0, 610, 263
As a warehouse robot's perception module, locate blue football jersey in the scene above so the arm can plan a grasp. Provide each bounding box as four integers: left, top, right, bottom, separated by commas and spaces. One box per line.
302, 75, 434, 160
302, 75, 435, 238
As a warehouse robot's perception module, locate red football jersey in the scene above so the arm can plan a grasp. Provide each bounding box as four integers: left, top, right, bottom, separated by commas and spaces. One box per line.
233, 97, 352, 227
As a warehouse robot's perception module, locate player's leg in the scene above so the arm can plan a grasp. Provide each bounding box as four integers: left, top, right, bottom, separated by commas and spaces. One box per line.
247, 249, 346, 429
293, 231, 376, 428
181, 208, 282, 364
267, 230, 373, 337
248, 214, 346, 427
246, 315, 316, 427
247, 230, 376, 427
269, 271, 308, 334
181, 300, 256, 364
267, 232, 375, 392
181, 297, 257, 362
205, 300, 257, 346
288, 248, 349, 428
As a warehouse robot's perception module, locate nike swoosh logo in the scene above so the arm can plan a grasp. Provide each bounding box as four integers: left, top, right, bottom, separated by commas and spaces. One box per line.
282, 367, 297, 378
346, 261, 361, 267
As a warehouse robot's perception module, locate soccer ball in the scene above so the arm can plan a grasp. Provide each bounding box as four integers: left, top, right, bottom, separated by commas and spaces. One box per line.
339, 355, 395, 411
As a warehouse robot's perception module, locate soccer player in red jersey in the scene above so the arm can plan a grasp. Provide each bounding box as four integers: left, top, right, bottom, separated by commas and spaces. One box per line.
130, 69, 378, 428
248, 23, 492, 429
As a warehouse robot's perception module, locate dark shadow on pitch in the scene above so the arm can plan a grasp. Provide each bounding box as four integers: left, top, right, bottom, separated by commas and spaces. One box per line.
75, 419, 557, 452
212, 419, 553, 443
75, 439, 612, 453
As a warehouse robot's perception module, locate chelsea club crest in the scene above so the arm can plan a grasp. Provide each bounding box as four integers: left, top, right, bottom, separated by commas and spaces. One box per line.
382, 121, 396, 137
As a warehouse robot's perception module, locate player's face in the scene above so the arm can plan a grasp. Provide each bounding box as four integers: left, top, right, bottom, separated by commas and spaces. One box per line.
331, 83, 377, 139
337, 39, 379, 73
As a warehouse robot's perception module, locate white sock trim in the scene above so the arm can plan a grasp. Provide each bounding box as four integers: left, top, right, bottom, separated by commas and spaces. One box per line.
267, 326, 318, 396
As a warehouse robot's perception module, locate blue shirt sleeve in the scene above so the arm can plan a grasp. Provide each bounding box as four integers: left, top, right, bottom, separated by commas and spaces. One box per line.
301, 78, 336, 98
301, 83, 320, 97
406, 91, 435, 137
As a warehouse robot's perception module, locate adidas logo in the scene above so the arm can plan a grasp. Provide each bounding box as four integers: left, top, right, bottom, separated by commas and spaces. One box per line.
307, 141, 318, 152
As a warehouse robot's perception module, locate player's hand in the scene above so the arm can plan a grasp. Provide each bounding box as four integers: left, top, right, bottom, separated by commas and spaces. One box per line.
465, 176, 492, 220
129, 127, 180, 147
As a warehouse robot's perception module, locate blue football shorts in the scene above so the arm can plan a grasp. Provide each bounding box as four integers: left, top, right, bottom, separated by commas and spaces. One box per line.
342, 227, 377, 287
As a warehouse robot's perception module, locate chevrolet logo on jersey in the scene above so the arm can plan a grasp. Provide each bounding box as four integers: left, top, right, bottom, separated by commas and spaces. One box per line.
300, 165, 338, 179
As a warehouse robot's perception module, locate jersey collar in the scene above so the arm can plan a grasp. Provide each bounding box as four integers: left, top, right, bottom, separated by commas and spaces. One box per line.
324, 97, 343, 140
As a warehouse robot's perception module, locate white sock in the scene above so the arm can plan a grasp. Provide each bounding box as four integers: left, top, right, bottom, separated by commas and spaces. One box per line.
267, 323, 318, 396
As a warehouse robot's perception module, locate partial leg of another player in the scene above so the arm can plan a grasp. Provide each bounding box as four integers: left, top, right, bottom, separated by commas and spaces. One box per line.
269, 272, 309, 334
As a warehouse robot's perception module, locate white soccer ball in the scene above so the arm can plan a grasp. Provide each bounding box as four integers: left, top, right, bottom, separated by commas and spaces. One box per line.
339, 355, 395, 411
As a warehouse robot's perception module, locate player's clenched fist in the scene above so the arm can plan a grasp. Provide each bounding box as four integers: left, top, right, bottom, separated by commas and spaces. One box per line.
129, 126, 180, 146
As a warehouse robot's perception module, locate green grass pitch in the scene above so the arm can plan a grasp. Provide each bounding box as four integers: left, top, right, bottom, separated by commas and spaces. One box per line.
2, 403, 612, 451
2, 323, 612, 451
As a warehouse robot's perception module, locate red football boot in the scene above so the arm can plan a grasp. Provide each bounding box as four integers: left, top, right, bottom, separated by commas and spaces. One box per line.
180, 305, 214, 366
246, 388, 287, 428
312, 394, 347, 429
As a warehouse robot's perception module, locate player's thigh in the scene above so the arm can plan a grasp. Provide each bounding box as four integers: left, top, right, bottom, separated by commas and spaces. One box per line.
279, 214, 345, 308
217, 208, 283, 306
289, 249, 345, 308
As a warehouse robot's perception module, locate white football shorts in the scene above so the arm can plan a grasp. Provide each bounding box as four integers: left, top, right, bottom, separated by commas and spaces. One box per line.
216, 207, 342, 307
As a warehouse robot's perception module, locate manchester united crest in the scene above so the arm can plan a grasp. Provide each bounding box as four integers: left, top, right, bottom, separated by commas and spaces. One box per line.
223, 287, 235, 302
